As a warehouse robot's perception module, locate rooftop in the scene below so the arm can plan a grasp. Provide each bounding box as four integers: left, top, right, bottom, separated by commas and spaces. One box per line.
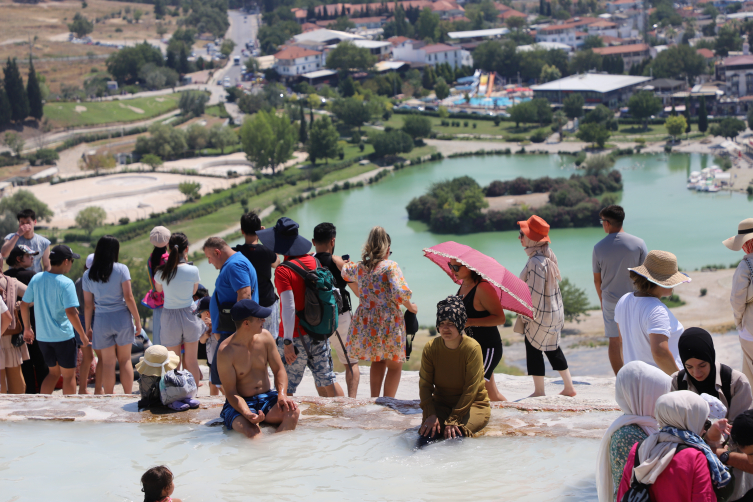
352, 39, 392, 49
516, 42, 573, 52
300, 69, 337, 79
592, 43, 649, 55
388, 36, 413, 46
422, 43, 458, 54
697, 48, 715, 59
447, 28, 509, 39
532, 73, 652, 93
293, 29, 363, 45
274, 46, 322, 60
723, 55, 753, 66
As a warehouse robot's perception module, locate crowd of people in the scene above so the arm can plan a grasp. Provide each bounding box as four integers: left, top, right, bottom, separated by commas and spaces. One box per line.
5, 204, 753, 500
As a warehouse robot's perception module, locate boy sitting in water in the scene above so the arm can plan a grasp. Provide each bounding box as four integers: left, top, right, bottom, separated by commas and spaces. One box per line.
216, 299, 299, 438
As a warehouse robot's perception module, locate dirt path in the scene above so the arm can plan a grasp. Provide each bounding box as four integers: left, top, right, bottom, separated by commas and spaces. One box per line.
484, 192, 550, 212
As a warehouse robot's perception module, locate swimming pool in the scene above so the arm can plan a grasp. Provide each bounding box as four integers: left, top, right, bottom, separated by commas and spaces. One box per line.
0, 421, 599, 501
452, 96, 531, 107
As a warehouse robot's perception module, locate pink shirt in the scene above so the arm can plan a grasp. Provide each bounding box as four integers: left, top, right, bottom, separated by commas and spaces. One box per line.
617, 443, 716, 502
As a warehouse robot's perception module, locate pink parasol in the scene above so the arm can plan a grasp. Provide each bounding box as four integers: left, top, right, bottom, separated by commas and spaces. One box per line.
423, 241, 534, 319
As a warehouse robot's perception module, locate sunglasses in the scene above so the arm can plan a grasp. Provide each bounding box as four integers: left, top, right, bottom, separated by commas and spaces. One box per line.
448, 263, 461, 272
518, 232, 525, 239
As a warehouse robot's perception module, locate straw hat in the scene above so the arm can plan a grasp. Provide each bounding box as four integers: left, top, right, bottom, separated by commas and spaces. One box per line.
135, 345, 180, 377
517, 215, 551, 243
628, 250, 692, 288
723, 218, 753, 251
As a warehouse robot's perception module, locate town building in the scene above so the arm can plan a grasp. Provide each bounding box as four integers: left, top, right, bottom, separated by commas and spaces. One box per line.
531, 73, 653, 107
716, 52, 753, 98
351, 39, 393, 60
592, 43, 651, 70
273, 46, 323, 79
392, 41, 468, 69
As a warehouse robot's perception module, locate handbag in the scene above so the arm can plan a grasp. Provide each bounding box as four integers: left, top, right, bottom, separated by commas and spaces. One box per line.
141, 262, 165, 309
404, 311, 418, 360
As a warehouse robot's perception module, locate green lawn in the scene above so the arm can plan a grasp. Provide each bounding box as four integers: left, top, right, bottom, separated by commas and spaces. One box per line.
204, 104, 230, 118
44, 94, 181, 128
609, 123, 708, 141
385, 114, 544, 140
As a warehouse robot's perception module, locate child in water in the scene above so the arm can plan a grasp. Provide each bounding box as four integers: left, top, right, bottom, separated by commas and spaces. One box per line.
196, 296, 222, 396
141, 466, 182, 502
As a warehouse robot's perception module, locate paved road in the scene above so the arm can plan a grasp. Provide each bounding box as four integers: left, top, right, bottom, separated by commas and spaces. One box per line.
217, 9, 260, 88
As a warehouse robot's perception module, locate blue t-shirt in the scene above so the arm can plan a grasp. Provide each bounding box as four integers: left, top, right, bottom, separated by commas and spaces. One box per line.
82, 263, 131, 313
22, 272, 79, 342
155, 264, 201, 309
210, 252, 259, 334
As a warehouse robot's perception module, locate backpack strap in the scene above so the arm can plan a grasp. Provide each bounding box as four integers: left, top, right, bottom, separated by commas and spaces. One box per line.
720, 364, 734, 409
677, 369, 688, 391
279, 258, 320, 279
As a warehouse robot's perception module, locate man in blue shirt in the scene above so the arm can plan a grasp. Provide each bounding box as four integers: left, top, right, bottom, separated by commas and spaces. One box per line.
203, 237, 258, 388
21, 245, 88, 395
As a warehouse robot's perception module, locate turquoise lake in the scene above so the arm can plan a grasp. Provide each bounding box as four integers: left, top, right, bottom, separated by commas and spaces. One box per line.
197, 153, 751, 324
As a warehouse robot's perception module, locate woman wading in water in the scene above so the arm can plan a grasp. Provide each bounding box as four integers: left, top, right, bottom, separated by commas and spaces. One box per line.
450, 258, 507, 401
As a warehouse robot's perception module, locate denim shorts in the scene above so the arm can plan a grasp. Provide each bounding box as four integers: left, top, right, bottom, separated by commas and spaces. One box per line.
277, 335, 336, 395
92, 309, 135, 350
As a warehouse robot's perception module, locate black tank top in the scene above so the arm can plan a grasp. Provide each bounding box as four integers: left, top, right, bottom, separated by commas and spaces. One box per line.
316, 252, 351, 312
459, 282, 501, 345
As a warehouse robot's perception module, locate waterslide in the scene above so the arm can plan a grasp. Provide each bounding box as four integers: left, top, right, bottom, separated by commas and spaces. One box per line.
486, 72, 495, 97
478, 74, 488, 96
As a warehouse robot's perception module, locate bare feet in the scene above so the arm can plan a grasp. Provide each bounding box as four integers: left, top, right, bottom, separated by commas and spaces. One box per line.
560, 389, 577, 397
527, 392, 545, 398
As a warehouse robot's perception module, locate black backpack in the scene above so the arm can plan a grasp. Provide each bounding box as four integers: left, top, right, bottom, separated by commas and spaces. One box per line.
677, 364, 733, 408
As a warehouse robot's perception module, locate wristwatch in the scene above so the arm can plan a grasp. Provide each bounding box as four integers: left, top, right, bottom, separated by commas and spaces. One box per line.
283, 339, 292, 346
720, 451, 730, 465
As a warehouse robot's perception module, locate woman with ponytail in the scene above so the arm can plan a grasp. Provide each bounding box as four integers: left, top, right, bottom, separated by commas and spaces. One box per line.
145, 226, 170, 345
154, 233, 204, 386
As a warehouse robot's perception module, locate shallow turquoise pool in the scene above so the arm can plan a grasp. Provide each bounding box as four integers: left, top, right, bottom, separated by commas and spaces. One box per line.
0, 421, 598, 501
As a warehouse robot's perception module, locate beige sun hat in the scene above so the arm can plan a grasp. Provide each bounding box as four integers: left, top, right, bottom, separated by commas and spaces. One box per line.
723, 218, 753, 251
627, 250, 692, 288
135, 345, 180, 377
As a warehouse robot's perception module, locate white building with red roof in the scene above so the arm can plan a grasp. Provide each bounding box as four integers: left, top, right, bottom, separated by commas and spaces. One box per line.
273, 46, 323, 78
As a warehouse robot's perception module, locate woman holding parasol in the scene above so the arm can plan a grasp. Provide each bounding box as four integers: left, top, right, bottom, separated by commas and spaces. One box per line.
424, 241, 536, 402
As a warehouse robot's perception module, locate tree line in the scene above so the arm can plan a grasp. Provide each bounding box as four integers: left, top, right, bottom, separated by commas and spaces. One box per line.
0, 57, 44, 127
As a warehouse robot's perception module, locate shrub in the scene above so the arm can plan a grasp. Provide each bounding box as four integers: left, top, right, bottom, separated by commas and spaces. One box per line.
700, 288, 708, 297
463, 121, 469, 127
472, 123, 477, 129
530, 129, 547, 143
118, 217, 130, 225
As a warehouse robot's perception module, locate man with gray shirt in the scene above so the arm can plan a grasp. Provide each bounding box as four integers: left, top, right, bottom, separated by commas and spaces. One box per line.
592, 205, 648, 375
1, 209, 51, 273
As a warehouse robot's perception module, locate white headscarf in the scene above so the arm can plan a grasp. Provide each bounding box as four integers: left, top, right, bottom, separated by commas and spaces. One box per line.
596, 361, 671, 502
633, 391, 710, 485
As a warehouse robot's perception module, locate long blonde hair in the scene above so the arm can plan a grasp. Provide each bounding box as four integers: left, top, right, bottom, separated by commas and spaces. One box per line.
361, 226, 391, 271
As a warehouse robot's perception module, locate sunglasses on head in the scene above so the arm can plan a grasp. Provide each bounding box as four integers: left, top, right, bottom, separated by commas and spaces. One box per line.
448, 263, 461, 272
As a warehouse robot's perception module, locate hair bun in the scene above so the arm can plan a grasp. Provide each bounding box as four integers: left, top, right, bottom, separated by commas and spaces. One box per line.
173, 244, 179, 250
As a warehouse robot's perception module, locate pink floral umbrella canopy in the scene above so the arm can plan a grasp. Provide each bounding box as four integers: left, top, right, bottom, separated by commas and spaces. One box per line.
423, 241, 534, 319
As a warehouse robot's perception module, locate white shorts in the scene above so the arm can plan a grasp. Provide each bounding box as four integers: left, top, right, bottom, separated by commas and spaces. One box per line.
328, 311, 358, 365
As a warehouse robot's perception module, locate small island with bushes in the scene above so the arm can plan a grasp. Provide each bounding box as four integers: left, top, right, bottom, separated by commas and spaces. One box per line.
406, 156, 623, 234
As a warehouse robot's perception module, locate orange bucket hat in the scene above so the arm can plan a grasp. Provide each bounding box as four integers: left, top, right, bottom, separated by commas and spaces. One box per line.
517, 215, 551, 243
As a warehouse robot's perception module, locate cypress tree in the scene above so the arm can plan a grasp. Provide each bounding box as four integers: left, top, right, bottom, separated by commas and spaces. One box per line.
540, 0, 544, 15
27, 56, 43, 121
670, 103, 676, 116
309, 106, 314, 125
0, 85, 11, 127
166, 50, 176, 69
178, 45, 190, 74
684, 96, 691, 134
698, 95, 708, 133
3, 58, 29, 123
299, 102, 307, 144
546, 2, 551, 16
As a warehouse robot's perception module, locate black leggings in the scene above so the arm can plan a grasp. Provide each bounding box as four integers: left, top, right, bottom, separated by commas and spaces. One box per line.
524, 337, 568, 376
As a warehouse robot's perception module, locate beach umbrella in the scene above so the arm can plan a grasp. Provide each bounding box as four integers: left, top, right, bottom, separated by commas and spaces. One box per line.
423, 241, 534, 319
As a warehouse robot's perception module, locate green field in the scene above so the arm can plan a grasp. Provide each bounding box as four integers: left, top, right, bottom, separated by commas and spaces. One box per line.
384, 114, 543, 140
44, 94, 181, 128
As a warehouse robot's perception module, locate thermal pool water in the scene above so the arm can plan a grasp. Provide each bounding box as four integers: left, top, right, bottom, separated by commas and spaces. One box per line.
0, 421, 599, 501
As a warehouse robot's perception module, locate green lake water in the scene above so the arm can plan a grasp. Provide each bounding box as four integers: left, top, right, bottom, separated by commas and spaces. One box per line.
197, 153, 752, 324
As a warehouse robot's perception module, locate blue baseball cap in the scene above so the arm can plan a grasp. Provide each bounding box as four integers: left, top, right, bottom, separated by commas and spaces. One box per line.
231, 299, 272, 321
